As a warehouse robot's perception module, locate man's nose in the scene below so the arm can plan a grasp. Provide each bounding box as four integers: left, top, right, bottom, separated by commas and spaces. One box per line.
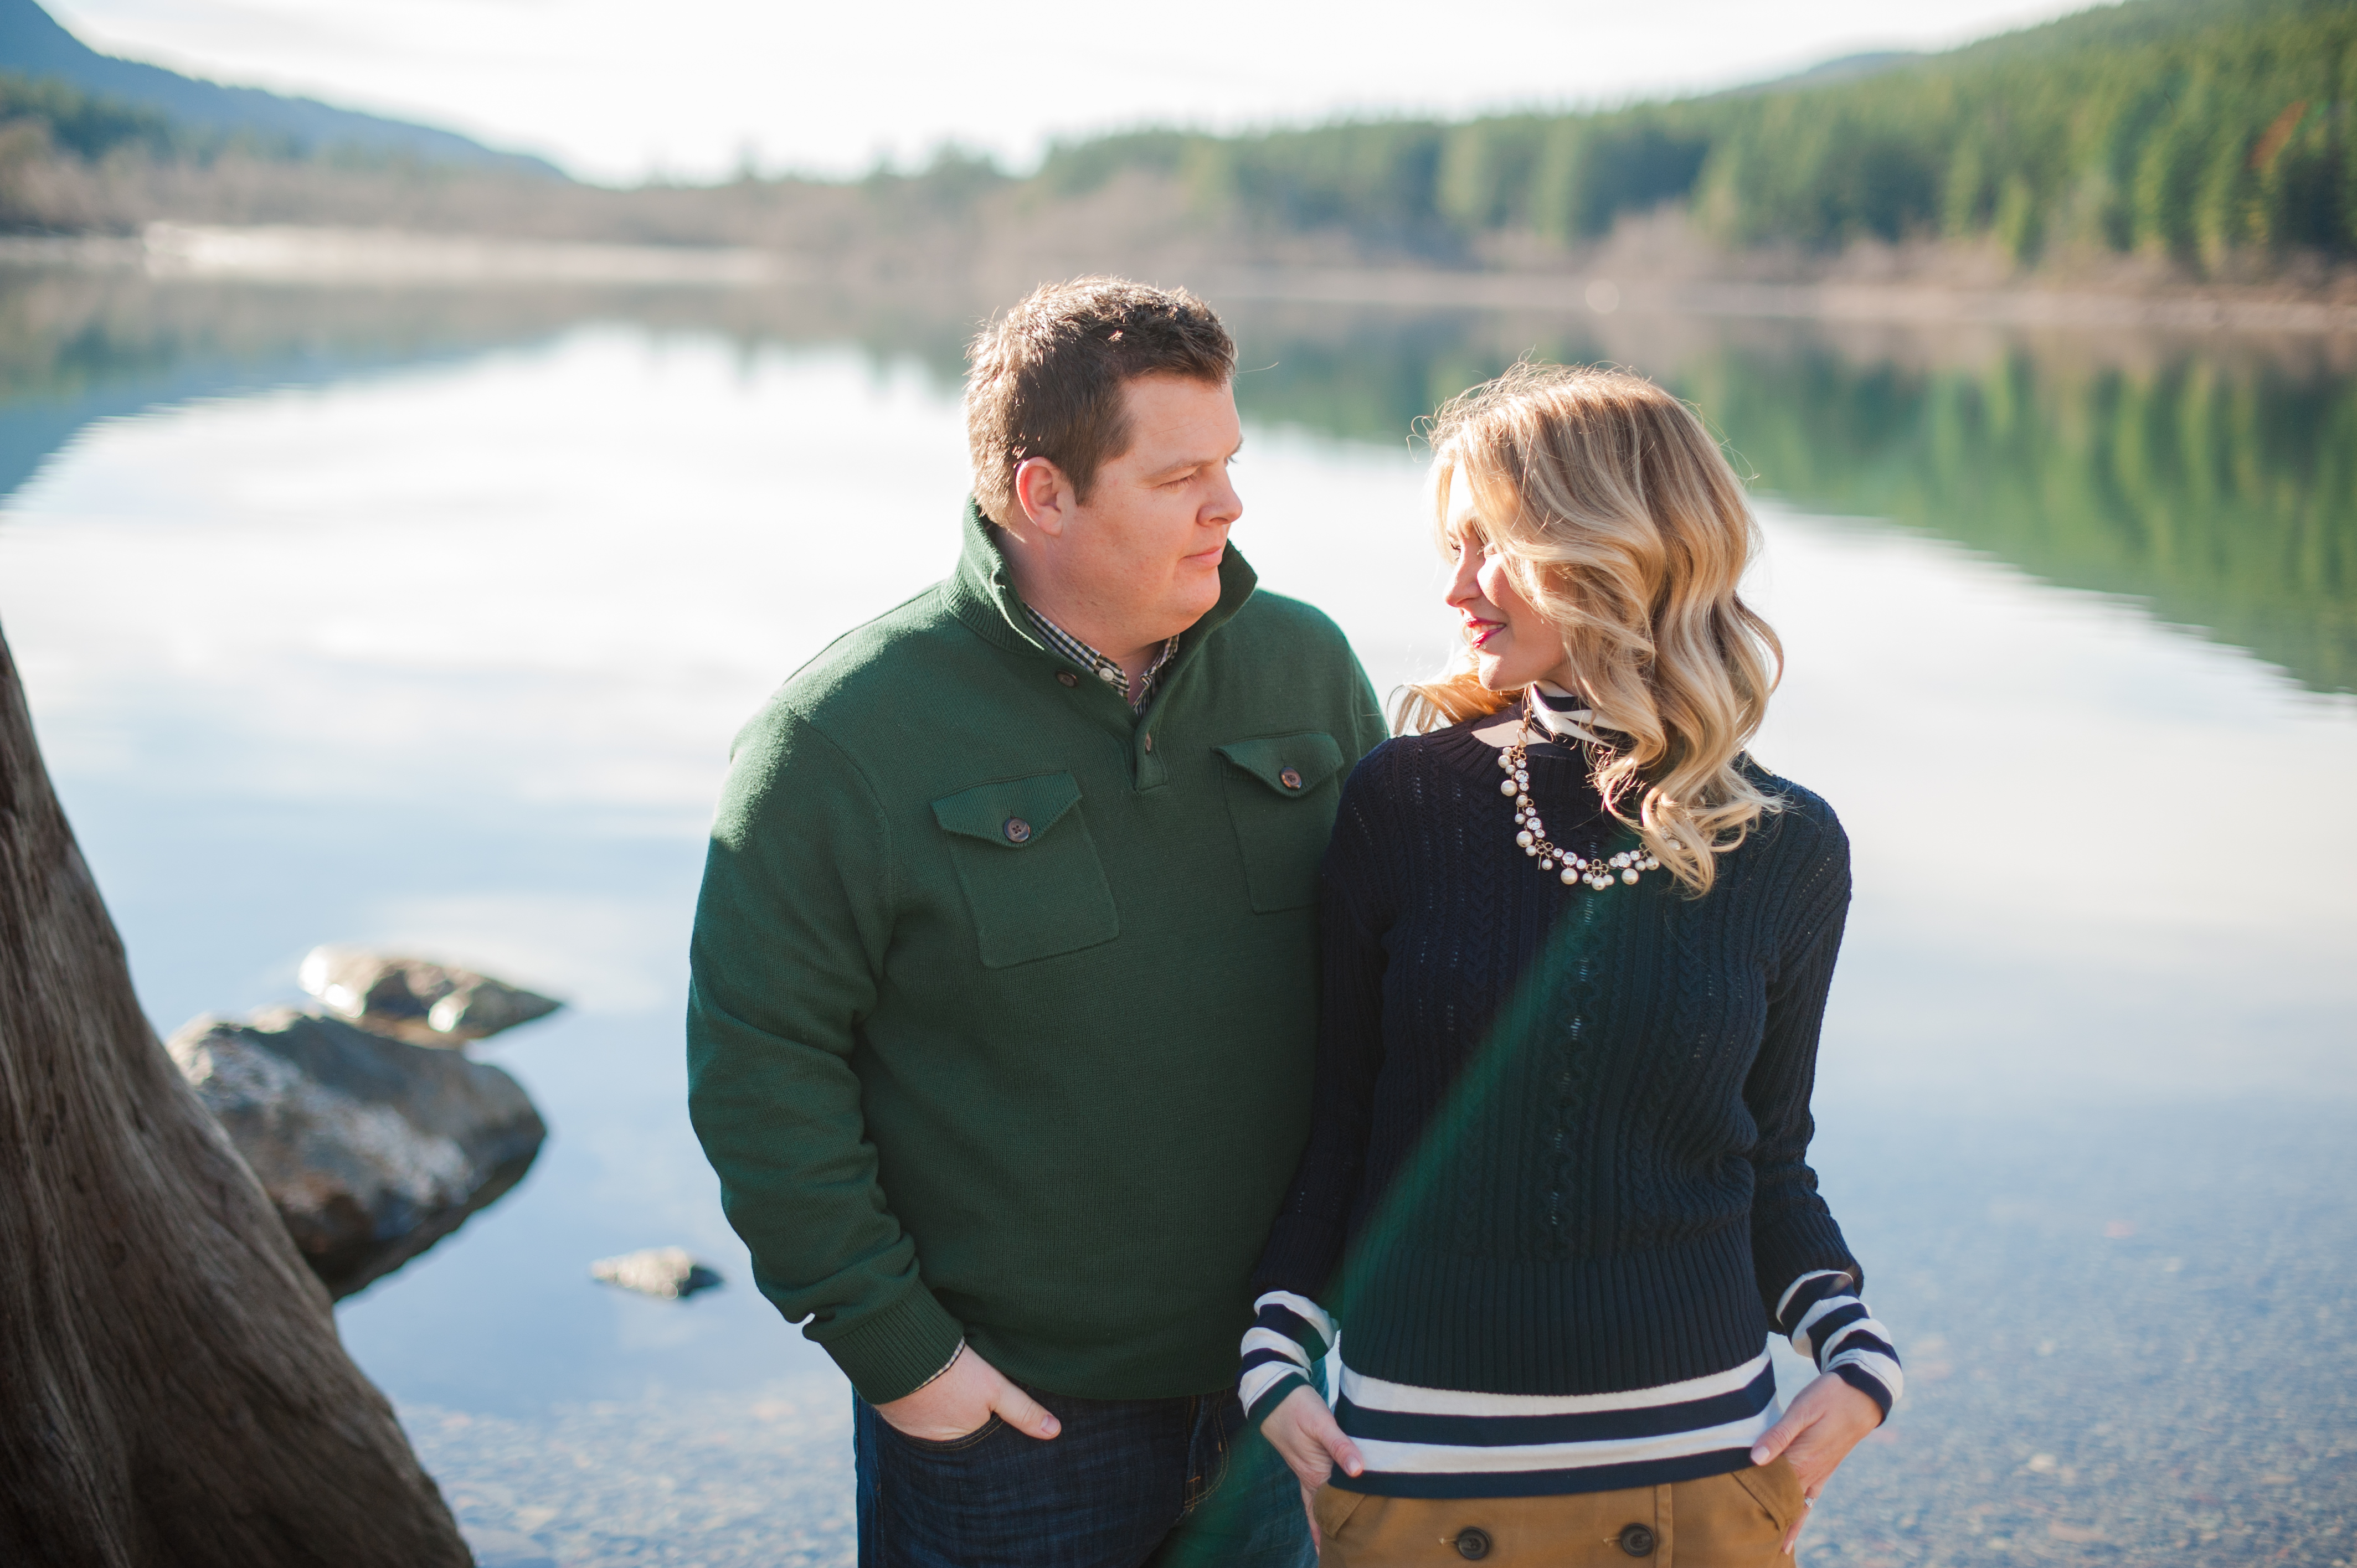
1207, 468, 1243, 525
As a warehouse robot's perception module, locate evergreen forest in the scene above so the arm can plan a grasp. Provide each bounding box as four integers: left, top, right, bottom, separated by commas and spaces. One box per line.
1032, 0, 2357, 273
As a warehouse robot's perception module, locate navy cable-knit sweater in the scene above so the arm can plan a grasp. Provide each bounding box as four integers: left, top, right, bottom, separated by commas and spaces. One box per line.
1241, 710, 1895, 1497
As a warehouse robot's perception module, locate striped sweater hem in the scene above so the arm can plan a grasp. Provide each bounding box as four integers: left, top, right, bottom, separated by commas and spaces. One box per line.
1242, 1279, 1901, 1499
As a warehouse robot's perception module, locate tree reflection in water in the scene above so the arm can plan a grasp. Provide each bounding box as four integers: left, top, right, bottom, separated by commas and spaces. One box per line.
0, 263, 2345, 692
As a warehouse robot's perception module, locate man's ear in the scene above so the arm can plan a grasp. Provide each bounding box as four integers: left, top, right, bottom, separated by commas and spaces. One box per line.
1013, 456, 1074, 540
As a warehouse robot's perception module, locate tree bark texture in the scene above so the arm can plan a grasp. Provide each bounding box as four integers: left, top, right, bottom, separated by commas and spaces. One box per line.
0, 625, 472, 1566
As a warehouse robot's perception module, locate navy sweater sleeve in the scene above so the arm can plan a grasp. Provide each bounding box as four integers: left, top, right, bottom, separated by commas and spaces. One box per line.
1741, 801, 1905, 1420
1742, 801, 1862, 1309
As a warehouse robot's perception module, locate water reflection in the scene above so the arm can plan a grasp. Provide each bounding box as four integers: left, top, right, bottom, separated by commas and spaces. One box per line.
2, 268, 2348, 700
1686, 344, 2357, 697
1217, 309, 2357, 696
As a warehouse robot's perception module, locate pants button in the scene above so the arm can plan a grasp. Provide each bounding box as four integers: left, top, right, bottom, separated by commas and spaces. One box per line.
1618, 1523, 1657, 1556
1454, 1526, 1492, 1560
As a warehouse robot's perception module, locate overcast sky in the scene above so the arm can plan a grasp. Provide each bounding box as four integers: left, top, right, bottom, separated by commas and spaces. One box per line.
50, 0, 2107, 185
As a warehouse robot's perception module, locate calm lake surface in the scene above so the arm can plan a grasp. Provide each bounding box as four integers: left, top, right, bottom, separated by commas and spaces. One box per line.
1, 269, 2351, 1567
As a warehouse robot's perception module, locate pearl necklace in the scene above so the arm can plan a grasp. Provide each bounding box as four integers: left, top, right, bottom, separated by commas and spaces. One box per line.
1497, 721, 1662, 891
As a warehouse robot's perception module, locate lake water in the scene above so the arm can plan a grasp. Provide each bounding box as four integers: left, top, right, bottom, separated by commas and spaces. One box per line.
1, 269, 2351, 1568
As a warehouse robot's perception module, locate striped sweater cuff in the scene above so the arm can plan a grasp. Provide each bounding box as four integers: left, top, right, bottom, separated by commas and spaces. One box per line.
1239, 1290, 1334, 1423
1777, 1270, 1902, 1420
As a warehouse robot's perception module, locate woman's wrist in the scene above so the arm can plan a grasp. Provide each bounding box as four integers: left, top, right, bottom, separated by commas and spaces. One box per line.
1830, 1362, 1893, 1423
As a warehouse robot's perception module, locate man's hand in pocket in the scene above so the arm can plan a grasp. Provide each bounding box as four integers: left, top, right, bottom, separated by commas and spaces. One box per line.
873, 1345, 1062, 1443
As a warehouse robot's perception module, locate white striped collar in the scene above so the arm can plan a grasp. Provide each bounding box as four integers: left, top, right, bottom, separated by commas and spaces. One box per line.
1527, 680, 1612, 748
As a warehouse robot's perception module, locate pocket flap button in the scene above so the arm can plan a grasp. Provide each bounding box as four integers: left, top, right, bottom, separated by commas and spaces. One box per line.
1618, 1523, 1656, 1557
1279, 767, 1304, 790
1003, 818, 1032, 844
1454, 1527, 1492, 1560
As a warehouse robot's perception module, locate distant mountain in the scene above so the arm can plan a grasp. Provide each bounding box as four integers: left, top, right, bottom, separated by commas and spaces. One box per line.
1721, 50, 1925, 96
0, 0, 562, 176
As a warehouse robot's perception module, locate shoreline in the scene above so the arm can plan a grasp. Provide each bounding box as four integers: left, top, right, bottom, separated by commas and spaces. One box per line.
1202, 266, 2357, 337
0, 225, 792, 287
1, 224, 2351, 337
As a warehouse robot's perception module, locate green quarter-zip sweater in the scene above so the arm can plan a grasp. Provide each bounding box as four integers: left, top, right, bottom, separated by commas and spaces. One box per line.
687, 499, 1386, 1405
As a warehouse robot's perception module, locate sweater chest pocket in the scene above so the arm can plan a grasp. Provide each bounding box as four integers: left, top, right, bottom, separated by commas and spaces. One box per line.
932, 772, 1120, 969
1215, 732, 1347, 913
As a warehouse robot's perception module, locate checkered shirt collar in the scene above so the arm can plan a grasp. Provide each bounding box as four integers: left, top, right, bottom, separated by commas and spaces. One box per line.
1024, 606, 1179, 712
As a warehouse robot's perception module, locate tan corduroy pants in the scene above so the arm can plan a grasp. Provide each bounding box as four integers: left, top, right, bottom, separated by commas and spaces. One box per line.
1312, 1459, 1805, 1568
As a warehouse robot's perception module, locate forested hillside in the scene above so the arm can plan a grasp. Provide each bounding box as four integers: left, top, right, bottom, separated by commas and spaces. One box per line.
0, 0, 553, 173
0, 71, 239, 162
0, 0, 2343, 286
1034, 0, 2356, 274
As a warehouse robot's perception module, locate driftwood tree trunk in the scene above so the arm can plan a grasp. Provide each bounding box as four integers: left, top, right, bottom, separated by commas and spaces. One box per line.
0, 625, 471, 1567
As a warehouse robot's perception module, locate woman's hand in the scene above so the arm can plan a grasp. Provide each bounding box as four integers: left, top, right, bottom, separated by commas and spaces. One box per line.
1749, 1373, 1883, 1553
1259, 1384, 1366, 1538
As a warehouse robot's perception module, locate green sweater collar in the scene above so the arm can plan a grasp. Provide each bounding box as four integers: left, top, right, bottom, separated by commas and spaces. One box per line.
943, 496, 1259, 670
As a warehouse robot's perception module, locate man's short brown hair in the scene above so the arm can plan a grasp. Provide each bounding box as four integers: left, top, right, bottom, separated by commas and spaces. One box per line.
965, 277, 1236, 527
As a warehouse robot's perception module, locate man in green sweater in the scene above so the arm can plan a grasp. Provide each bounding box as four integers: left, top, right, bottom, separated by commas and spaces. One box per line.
687, 277, 1384, 1566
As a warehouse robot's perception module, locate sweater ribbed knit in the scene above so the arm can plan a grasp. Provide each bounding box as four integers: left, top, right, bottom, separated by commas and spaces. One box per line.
1246, 713, 1879, 1494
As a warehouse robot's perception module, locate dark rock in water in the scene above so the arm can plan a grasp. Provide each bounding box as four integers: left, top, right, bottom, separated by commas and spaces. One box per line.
590, 1246, 724, 1299
167, 1006, 547, 1297
298, 945, 563, 1048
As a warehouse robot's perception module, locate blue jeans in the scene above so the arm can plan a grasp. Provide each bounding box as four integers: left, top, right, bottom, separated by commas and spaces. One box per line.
854, 1383, 1312, 1568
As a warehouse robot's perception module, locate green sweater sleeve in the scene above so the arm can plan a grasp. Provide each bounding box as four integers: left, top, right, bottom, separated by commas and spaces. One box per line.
1349, 661, 1388, 761
686, 702, 965, 1403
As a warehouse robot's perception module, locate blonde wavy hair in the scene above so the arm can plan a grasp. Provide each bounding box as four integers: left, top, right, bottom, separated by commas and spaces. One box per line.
1397, 363, 1782, 895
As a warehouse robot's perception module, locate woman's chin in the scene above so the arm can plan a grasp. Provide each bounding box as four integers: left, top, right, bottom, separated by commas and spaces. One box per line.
1471, 654, 1519, 692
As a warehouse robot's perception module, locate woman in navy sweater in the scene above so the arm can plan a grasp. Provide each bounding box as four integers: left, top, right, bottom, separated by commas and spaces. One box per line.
1242, 364, 1900, 1565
